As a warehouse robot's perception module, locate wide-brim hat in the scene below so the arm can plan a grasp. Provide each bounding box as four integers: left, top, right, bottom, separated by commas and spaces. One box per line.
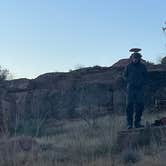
129, 48, 142, 53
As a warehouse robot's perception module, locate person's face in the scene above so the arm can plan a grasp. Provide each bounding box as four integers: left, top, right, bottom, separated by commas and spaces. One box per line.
132, 56, 140, 64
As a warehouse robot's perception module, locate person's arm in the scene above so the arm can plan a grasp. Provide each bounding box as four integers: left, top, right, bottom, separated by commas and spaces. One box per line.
143, 65, 148, 85
123, 65, 128, 82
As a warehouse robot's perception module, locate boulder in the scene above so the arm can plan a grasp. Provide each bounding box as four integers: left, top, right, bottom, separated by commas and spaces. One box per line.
117, 126, 166, 151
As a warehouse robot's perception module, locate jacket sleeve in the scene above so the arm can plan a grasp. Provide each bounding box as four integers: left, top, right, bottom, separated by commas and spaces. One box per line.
143, 65, 148, 85
123, 66, 128, 81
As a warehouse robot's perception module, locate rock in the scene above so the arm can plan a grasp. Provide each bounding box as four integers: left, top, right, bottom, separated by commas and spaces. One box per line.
117, 126, 166, 151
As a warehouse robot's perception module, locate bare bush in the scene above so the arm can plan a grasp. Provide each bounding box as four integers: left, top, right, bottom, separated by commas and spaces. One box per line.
121, 149, 142, 164
0, 66, 11, 82
161, 56, 166, 64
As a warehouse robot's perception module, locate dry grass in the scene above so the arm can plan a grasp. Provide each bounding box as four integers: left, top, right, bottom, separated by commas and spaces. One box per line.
1, 112, 166, 166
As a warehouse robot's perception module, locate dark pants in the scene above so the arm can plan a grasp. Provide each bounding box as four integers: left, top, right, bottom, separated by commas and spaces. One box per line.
126, 87, 144, 127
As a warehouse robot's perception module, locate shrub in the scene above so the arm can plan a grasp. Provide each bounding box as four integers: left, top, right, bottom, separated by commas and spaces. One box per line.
161, 56, 166, 64
121, 149, 142, 164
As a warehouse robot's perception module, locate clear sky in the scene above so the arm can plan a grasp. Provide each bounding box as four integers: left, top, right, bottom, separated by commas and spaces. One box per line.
0, 0, 166, 79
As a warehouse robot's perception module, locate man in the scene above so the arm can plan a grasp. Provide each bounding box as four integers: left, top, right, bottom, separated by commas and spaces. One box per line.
124, 49, 148, 129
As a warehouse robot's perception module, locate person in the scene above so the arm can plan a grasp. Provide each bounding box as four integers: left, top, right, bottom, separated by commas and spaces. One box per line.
124, 49, 148, 129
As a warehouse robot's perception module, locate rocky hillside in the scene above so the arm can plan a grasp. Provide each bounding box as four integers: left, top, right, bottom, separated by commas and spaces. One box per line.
0, 59, 166, 125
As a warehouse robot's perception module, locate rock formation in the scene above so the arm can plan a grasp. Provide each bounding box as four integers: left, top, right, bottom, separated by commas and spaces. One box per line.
0, 59, 165, 131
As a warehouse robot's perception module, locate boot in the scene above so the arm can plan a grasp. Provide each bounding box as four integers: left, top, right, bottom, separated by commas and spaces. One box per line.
135, 123, 144, 128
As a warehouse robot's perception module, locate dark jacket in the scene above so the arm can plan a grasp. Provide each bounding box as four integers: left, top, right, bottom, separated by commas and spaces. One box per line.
124, 62, 148, 89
